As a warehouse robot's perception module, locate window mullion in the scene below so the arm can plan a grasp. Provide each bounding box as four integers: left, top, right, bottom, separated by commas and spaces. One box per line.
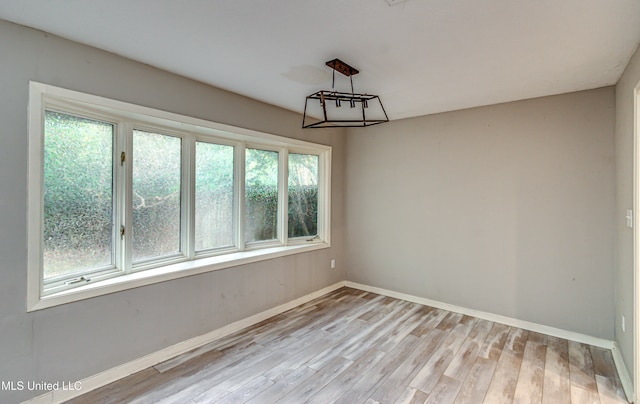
320, 150, 331, 245
236, 143, 246, 250
280, 149, 289, 245
184, 135, 195, 259
114, 121, 124, 274
122, 122, 134, 274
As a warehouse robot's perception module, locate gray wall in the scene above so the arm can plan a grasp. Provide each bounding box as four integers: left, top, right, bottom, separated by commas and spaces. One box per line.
345, 88, 615, 339
0, 20, 346, 403
615, 43, 640, 382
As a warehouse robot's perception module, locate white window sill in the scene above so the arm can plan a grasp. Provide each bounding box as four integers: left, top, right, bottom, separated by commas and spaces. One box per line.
29, 242, 329, 312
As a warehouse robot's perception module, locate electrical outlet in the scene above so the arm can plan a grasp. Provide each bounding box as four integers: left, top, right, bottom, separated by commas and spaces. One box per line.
330, 259, 336, 269
622, 314, 626, 332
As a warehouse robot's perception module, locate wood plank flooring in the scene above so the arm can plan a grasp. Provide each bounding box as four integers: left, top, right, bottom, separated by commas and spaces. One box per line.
66, 288, 628, 403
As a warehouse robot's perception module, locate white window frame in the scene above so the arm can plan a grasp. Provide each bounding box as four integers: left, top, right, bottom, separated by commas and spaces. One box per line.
286, 150, 325, 243
27, 82, 331, 311
192, 136, 240, 257
243, 144, 285, 249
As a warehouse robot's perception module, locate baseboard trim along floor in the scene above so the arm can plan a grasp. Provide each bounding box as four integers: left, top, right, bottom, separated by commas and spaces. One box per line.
24, 280, 633, 403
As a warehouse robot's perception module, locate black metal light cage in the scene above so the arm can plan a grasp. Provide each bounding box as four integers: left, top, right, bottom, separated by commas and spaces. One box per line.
302, 59, 389, 129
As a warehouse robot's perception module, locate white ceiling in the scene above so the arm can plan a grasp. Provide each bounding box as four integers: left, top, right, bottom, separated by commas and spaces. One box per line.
1, 0, 639, 120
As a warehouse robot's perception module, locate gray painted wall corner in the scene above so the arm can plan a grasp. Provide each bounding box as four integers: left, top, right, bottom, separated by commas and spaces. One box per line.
615, 42, 640, 383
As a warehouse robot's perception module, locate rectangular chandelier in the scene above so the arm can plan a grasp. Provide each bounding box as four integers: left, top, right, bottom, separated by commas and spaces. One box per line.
302, 59, 389, 129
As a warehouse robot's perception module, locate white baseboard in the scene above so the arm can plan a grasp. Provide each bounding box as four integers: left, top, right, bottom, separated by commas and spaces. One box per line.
345, 281, 615, 349
611, 342, 635, 403
23, 281, 346, 404
346, 281, 634, 402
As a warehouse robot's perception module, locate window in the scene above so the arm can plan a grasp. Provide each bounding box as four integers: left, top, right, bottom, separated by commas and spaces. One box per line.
43, 111, 115, 280
28, 82, 331, 311
288, 153, 319, 239
195, 141, 235, 252
132, 129, 183, 262
245, 148, 280, 243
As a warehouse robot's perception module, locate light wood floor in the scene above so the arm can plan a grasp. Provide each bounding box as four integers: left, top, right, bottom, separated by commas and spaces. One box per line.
67, 287, 628, 403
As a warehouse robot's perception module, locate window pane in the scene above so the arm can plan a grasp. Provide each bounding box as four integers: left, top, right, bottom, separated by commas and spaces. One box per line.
288, 154, 319, 238
43, 111, 114, 279
195, 142, 234, 250
132, 130, 181, 261
245, 148, 279, 242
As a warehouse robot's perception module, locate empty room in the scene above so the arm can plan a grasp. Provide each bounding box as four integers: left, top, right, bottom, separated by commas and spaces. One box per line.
1, 1, 640, 403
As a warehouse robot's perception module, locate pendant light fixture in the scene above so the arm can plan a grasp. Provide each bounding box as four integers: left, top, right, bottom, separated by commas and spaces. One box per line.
302, 59, 389, 129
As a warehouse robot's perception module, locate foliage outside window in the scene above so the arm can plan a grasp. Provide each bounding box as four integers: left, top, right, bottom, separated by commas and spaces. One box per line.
28, 82, 331, 310
195, 141, 235, 251
132, 129, 182, 262
288, 154, 319, 238
245, 148, 280, 243
43, 111, 114, 280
